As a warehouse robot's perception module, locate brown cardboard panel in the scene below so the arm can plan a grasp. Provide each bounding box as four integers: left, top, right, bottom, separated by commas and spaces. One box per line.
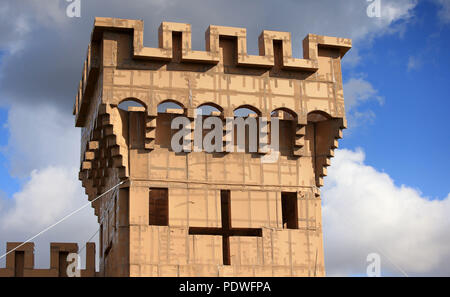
0, 242, 96, 277
189, 235, 223, 265
169, 187, 189, 227
230, 236, 263, 266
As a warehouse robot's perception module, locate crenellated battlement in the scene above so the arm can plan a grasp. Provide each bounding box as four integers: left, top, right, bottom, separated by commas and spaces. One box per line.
92, 17, 351, 65
74, 17, 351, 127
0, 242, 96, 277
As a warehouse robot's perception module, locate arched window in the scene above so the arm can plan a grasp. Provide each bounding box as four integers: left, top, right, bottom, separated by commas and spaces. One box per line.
231, 106, 261, 153
157, 100, 184, 114
156, 100, 185, 149
117, 98, 147, 149
270, 108, 297, 121
194, 104, 224, 153
118, 99, 146, 111
271, 108, 297, 156
196, 103, 223, 117
307, 110, 330, 123
234, 105, 260, 118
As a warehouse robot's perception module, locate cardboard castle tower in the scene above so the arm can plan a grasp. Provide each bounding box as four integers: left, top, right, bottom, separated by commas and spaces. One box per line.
1, 17, 351, 277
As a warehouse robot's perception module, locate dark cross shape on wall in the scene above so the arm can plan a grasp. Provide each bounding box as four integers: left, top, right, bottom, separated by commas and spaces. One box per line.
188, 190, 262, 265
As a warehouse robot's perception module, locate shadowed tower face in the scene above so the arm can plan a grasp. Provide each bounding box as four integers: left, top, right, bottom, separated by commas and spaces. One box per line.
73, 17, 351, 277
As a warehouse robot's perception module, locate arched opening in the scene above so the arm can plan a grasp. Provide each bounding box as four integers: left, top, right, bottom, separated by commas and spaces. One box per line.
271, 108, 297, 121
232, 105, 261, 153
195, 103, 224, 152
157, 100, 184, 114
118, 98, 146, 111
156, 100, 185, 149
271, 108, 297, 156
233, 105, 260, 118
116, 98, 147, 150
197, 103, 223, 117
307, 110, 331, 123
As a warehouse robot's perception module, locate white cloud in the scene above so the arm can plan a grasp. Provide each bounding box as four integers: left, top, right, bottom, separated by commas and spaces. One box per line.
343, 76, 384, 130
381, 0, 417, 24
0, 163, 99, 267
0, 164, 98, 268
0, 103, 97, 268
344, 76, 384, 110
2, 166, 86, 231
0, 3, 30, 53
360, 0, 417, 40
3, 103, 80, 178
323, 148, 450, 276
435, 0, 450, 23
346, 110, 377, 130
0, 1, 70, 53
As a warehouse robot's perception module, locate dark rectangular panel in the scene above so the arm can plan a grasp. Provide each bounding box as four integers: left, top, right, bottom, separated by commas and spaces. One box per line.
149, 188, 169, 226
14, 251, 24, 277
129, 111, 146, 149
58, 252, 69, 277
282, 192, 299, 229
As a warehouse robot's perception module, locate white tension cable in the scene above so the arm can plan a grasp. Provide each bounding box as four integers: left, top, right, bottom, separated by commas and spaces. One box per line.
0, 179, 127, 261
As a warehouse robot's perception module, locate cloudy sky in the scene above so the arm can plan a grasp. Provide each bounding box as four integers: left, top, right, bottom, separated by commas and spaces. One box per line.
0, 0, 449, 276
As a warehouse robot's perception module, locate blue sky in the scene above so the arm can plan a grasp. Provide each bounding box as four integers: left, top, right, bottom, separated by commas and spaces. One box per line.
340, 1, 450, 199
0, 86, 20, 196
0, 48, 20, 196
0, 106, 18, 196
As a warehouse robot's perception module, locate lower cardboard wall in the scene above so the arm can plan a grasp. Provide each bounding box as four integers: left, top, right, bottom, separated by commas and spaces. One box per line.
127, 226, 325, 277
